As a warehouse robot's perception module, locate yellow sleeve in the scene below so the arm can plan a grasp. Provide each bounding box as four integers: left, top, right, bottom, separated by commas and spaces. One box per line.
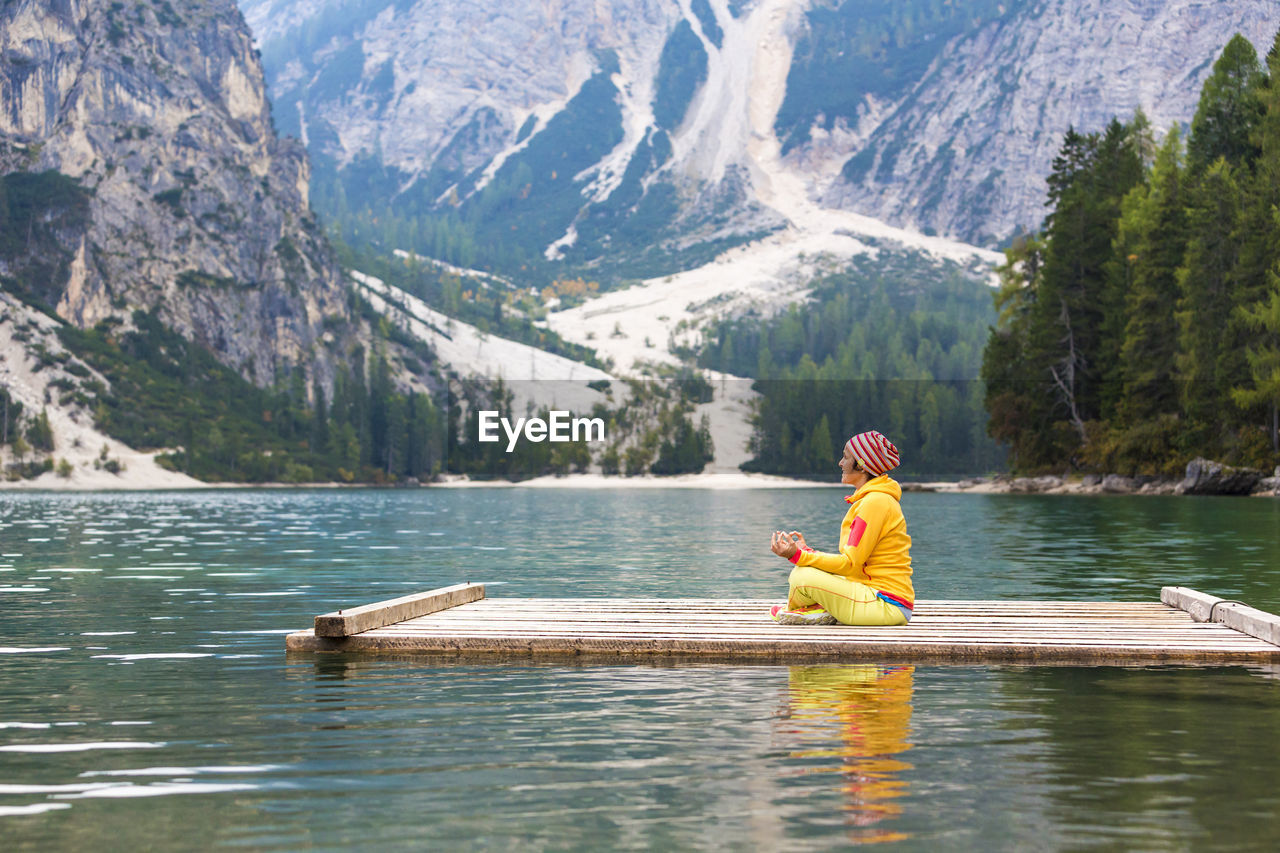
792, 493, 889, 576
793, 545, 851, 574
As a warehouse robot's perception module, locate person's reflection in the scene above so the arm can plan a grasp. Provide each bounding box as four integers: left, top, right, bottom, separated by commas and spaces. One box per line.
783, 664, 915, 844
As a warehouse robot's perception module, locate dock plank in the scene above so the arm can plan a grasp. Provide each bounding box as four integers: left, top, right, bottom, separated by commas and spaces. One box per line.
286, 589, 1280, 663
313, 582, 484, 637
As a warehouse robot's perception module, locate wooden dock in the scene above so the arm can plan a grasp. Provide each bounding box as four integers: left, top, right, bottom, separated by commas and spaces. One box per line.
284, 584, 1280, 663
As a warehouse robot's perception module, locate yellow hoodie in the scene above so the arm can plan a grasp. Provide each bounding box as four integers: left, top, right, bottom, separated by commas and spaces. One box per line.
789, 475, 914, 608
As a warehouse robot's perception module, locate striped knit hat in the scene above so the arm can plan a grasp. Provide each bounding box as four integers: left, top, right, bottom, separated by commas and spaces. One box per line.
846, 430, 900, 476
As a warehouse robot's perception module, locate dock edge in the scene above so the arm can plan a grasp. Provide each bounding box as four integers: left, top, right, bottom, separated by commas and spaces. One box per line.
1161, 586, 1280, 647
308, 582, 485, 638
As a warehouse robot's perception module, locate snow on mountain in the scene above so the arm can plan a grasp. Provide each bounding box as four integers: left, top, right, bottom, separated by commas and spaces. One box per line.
350, 270, 611, 383
349, 270, 613, 418
228, 0, 1277, 474
0, 294, 203, 490
239, 0, 1277, 254
240, 0, 1001, 363
350, 267, 774, 471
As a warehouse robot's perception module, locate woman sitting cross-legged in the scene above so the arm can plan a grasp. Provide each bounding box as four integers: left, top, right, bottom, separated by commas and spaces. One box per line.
769, 430, 914, 626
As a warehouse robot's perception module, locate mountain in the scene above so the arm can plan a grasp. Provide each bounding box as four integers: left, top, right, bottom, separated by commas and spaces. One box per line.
238, 0, 1277, 271
817, 0, 1280, 245
1, 0, 360, 390
0, 0, 459, 486
7, 0, 1270, 483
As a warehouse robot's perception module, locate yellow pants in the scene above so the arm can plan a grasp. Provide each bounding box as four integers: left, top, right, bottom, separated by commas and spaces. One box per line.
788, 566, 910, 626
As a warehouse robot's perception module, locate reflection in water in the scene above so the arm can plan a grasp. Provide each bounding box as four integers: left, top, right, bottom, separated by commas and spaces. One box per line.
781, 665, 915, 844
5, 492, 1280, 849
997, 666, 1280, 846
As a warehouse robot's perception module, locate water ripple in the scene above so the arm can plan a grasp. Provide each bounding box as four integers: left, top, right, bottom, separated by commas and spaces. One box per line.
1, 490, 1277, 849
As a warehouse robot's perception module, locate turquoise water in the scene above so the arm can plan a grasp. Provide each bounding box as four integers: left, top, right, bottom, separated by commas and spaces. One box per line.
2, 489, 1278, 849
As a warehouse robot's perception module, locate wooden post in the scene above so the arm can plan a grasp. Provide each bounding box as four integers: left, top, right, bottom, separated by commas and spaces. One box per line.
314, 582, 485, 637
1161, 586, 1280, 647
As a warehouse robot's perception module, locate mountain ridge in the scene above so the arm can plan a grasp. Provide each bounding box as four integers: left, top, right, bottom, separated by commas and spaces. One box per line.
240, 0, 1278, 264
1, 0, 362, 391
0, 0, 451, 487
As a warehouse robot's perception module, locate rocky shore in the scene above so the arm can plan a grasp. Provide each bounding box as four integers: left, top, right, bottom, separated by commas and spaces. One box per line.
908, 459, 1280, 497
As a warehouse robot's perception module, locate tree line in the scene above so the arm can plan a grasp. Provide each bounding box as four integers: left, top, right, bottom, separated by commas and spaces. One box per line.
0, 387, 60, 480
445, 376, 715, 481
983, 32, 1280, 475
57, 309, 448, 484
33, 305, 718, 484
696, 254, 1004, 477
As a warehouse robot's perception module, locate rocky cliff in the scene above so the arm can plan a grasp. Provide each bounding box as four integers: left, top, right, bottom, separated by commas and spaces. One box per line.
0, 0, 358, 389
819, 0, 1280, 245
239, 0, 1278, 259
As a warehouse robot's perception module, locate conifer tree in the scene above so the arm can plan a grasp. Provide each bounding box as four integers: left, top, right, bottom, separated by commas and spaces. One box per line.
310, 378, 329, 463
1115, 125, 1187, 430
1174, 159, 1242, 454
368, 347, 393, 471
979, 31, 1280, 474
1093, 117, 1151, 420
349, 348, 370, 465
1224, 36, 1280, 403
385, 393, 407, 476
1229, 30, 1280, 452
26, 408, 54, 452
1028, 131, 1093, 446
1026, 121, 1142, 450
808, 414, 834, 473
1187, 34, 1266, 173
1232, 270, 1280, 452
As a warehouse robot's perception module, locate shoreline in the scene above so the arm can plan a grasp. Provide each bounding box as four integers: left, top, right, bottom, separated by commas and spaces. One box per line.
3, 470, 1277, 496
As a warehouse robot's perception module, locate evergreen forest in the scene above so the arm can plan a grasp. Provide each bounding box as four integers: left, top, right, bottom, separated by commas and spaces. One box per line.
2, 304, 718, 484
983, 32, 1280, 476
60, 310, 447, 484
444, 375, 715, 482
696, 252, 1005, 478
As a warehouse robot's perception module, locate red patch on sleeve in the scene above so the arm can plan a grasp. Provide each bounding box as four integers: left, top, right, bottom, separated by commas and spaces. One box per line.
847, 517, 868, 547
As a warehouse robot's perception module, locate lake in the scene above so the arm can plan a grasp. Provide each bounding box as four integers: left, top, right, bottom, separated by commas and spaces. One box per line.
2, 489, 1278, 849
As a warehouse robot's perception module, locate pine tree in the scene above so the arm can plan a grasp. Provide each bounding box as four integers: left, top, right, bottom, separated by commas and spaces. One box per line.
349, 348, 370, 466
385, 393, 408, 477
1028, 130, 1094, 450
327, 422, 359, 476
808, 414, 834, 474
1231, 272, 1280, 453
310, 379, 329, 465
1115, 126, 1187, 431
368, 348, 393, 472
1175, 159, 1242, 454
1092, 117, 1150, 420
1223, 39, 1280, 414
1028, 122, 1142, 450
1, 387, 18, 446
1187, 34, 1266, 173
1228, 30, 1280, 454
26, 408, 54, 452
976, 30, 1280, 473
